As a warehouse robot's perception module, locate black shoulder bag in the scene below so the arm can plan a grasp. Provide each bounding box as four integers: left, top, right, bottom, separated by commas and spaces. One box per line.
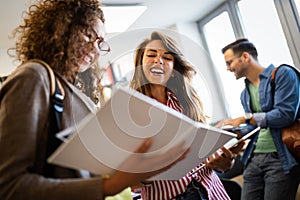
31, 59, 65, 176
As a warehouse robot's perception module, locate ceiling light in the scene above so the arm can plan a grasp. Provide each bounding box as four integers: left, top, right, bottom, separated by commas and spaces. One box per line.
101, 6, 147, 33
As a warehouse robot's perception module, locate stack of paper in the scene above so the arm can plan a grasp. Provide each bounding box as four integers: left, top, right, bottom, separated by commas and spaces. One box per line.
48, 87, 236, 180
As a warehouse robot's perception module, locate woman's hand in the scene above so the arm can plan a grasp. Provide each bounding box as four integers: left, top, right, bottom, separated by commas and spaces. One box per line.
103, 138, 189, 196
204, 141, 245, 172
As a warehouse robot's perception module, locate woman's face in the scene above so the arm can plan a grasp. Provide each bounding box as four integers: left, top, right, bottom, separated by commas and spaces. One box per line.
77, 18, 106, 72
142, 40, 175, 86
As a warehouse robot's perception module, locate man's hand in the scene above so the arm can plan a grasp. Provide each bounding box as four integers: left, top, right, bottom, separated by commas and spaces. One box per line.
216, 117, 245, 128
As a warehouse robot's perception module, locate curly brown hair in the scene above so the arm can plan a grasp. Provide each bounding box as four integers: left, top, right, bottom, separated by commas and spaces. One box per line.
9, 0, 104, 82
75, 65, 105, 105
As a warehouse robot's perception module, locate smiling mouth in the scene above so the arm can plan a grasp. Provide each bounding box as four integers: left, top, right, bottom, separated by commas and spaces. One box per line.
150, 68, 164, 74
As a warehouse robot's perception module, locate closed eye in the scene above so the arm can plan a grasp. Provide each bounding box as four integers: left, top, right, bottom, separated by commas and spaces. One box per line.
146, 54, 173, 60
163, 56, 173, 61
226, 60, 233, 66
146, 54, 156, 57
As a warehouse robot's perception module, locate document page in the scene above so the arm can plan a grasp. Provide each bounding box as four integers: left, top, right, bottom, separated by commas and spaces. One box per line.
48, 87, 235, 180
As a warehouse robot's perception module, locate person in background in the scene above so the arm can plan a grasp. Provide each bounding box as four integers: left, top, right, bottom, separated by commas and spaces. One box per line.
221, 38, 300, 200
0, 1, 189, 199
130, 31, 244, 200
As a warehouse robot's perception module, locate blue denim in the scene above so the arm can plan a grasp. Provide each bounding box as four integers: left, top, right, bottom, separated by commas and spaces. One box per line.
175, 179, 208, 200
242, 153, 300, 200
240, 64, 300, 173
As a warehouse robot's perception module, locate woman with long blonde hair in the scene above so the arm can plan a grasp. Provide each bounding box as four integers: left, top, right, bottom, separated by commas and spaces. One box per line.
130, 31, 240, 200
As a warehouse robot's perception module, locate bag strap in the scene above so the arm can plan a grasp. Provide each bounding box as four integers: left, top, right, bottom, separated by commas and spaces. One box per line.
30, 59, 65, 96
30, 59, 65, 176
270, 64, 300, 112
47, 77, 64, 157
270, 67, 278, 100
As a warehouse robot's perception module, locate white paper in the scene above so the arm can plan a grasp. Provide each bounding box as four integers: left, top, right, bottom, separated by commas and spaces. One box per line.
48, 87, 236, 180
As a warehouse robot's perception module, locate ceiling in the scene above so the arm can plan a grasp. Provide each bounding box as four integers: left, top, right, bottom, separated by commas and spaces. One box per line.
0, 0, 225, 49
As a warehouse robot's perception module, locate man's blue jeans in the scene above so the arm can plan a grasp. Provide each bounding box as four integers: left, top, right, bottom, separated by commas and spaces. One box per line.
242, 152, 300, 200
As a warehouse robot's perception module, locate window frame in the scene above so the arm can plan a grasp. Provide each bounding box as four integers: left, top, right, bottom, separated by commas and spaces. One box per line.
197, 0, 300, 119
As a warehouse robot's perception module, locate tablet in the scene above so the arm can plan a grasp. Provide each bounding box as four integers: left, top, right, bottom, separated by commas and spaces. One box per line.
188, 126, 260, 176
223, 126, 261, 149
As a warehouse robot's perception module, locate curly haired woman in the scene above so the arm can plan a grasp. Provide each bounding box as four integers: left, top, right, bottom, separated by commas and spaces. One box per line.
0, 1, 188, 199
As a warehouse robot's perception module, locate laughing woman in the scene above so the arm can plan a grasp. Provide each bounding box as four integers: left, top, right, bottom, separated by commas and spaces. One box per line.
130, 31, 243, 200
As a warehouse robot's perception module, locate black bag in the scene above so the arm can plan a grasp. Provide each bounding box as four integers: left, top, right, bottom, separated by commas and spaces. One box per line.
175, 179, 208, 200
31, 59, 65, 176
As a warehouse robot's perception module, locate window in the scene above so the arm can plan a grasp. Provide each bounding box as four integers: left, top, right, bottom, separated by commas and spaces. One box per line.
199, 0, 298, 119
295, 0, 300, 17
203, 11, 245, 118
238, 0, 294, 67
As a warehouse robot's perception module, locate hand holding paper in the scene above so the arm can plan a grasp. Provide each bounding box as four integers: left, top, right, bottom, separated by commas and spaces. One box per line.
189, 127, 260, 176
103, 138, 190, 196
117, 139, 190, 175
204, 141, 245, 172
48, 88, 237, 180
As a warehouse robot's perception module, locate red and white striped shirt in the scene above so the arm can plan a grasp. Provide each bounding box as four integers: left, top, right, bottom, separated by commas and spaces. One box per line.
142, 89, 230, 200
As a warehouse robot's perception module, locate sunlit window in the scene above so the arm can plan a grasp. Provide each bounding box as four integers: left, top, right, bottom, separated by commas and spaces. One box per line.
238, 0, 294, 67
294, 0, 300, 18
202, 0, 296, 119
203, 12, 245, 118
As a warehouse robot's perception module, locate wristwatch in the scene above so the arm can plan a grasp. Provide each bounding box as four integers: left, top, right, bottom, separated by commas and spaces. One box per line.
244, 113, 253, 124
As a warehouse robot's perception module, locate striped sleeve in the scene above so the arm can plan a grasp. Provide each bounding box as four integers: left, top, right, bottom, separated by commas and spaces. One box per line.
142, 164, 230, 200
141, 90, 230, 200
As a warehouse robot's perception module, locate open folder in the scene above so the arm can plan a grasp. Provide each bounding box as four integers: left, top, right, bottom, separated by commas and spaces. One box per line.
48, 87, 236, 180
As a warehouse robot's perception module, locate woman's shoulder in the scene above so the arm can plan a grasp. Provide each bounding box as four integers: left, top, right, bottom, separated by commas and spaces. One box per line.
11, 60, 51, 81
1, 61, 52, 97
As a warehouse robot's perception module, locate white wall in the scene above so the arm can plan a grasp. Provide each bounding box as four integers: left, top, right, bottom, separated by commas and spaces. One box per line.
0, 20, 227, 124
0, 49, 17, 76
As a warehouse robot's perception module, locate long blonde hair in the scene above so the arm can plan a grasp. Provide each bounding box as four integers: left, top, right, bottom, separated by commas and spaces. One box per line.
130, 31, 207, 123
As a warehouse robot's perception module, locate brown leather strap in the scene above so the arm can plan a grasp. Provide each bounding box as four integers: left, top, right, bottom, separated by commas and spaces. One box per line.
271, 67, 278, 81
29, 59, 65, 97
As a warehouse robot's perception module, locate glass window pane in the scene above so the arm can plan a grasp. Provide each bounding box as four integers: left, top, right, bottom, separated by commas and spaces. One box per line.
238, 0, 294, 67
204, 12, 245, 118
294, 0, 300, 17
